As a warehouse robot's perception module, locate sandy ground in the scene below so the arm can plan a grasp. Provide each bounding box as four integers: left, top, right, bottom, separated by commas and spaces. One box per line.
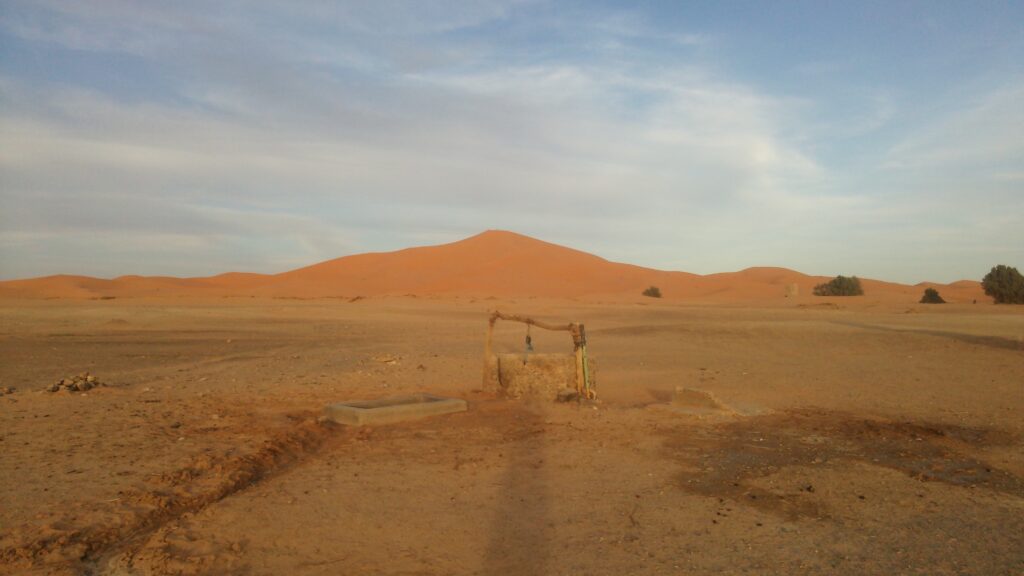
1, 296, 1023, 575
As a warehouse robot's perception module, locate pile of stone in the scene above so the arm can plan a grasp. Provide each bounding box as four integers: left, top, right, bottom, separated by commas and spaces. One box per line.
48, 372, 106, 393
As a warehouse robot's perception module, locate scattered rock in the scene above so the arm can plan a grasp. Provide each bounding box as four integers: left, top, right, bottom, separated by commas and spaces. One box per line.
0, 386, 14, 396
48, 372, 108, 393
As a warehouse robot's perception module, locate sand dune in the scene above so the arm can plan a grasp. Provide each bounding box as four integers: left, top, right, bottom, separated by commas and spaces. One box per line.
0, 230, 986, 302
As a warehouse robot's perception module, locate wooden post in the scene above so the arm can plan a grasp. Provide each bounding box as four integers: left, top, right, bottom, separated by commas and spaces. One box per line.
482, 315, 498, 390
579, 324, 593, 399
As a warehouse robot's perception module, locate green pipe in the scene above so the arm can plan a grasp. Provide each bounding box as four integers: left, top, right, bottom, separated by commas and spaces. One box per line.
581, 344, 592, 397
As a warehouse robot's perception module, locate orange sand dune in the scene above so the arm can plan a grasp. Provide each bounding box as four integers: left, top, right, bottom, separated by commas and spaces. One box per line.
0, 230, 986, 302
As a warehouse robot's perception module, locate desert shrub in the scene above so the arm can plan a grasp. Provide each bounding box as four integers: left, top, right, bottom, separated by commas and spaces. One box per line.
642, 286, 662, 298
812, 275, 863, 296
982, 265, 1024, 304
919, 287, 945, 304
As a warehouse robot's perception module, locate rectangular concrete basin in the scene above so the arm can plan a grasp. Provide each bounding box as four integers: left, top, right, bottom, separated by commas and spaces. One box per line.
323, 393, 467, 426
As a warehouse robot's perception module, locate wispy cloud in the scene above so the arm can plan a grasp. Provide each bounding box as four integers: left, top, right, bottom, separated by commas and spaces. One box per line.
0, 1, 1021, 282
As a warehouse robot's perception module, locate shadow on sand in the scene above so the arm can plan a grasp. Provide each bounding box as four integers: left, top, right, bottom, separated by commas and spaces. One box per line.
830, 320, 1023, 352
481, 404, 551, 575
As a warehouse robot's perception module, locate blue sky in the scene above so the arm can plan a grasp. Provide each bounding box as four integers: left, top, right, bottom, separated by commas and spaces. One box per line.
1, 1, 1021, 283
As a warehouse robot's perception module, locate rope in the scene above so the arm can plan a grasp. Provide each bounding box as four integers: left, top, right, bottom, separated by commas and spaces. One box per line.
523, 324, 533, 364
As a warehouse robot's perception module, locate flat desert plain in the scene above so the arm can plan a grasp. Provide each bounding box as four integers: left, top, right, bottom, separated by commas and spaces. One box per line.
2, 296, 1023, 575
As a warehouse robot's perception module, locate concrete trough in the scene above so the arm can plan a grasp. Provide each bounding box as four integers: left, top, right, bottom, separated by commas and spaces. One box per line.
323, 393, 467, 426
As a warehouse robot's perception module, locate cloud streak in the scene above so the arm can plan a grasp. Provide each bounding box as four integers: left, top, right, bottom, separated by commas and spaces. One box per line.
0, 1, 1021, 283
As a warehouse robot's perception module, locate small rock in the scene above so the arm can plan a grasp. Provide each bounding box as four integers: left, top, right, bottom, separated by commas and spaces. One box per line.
86, 375, 96, 383
556, 389, 579, 402
47, 383, 60, 393
78, 381, 93, 392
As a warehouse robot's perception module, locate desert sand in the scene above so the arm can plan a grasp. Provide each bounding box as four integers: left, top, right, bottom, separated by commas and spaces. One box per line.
0, 231, 987, 303
1, 235, 1022, 575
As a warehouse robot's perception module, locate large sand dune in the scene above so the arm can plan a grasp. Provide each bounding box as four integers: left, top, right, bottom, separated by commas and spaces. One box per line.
0, 230, 985, 302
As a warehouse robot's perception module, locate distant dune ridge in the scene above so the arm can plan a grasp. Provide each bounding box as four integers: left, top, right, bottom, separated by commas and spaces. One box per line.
0, 230, 985, 302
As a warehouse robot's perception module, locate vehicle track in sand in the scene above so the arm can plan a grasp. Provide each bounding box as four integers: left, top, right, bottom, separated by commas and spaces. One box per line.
1, 414, 341, 575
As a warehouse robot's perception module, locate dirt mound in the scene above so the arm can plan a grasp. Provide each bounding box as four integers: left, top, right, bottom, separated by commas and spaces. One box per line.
670, 387, 732, 413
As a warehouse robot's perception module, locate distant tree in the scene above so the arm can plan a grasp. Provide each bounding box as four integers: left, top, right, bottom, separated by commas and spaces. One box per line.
982, 265, 1024, 304
813, 275, 864, 296
642, 286, 662, 298
919, 287, 945, 304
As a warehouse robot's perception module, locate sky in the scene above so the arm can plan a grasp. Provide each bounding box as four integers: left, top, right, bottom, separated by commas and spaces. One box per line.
1, 1, 1022, 283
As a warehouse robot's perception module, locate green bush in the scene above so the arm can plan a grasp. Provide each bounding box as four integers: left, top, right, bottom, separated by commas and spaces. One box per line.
919, 287, 945, 304
642, 286, 662, 298
812, 275, 863, 296
982, 265, 1024, 304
